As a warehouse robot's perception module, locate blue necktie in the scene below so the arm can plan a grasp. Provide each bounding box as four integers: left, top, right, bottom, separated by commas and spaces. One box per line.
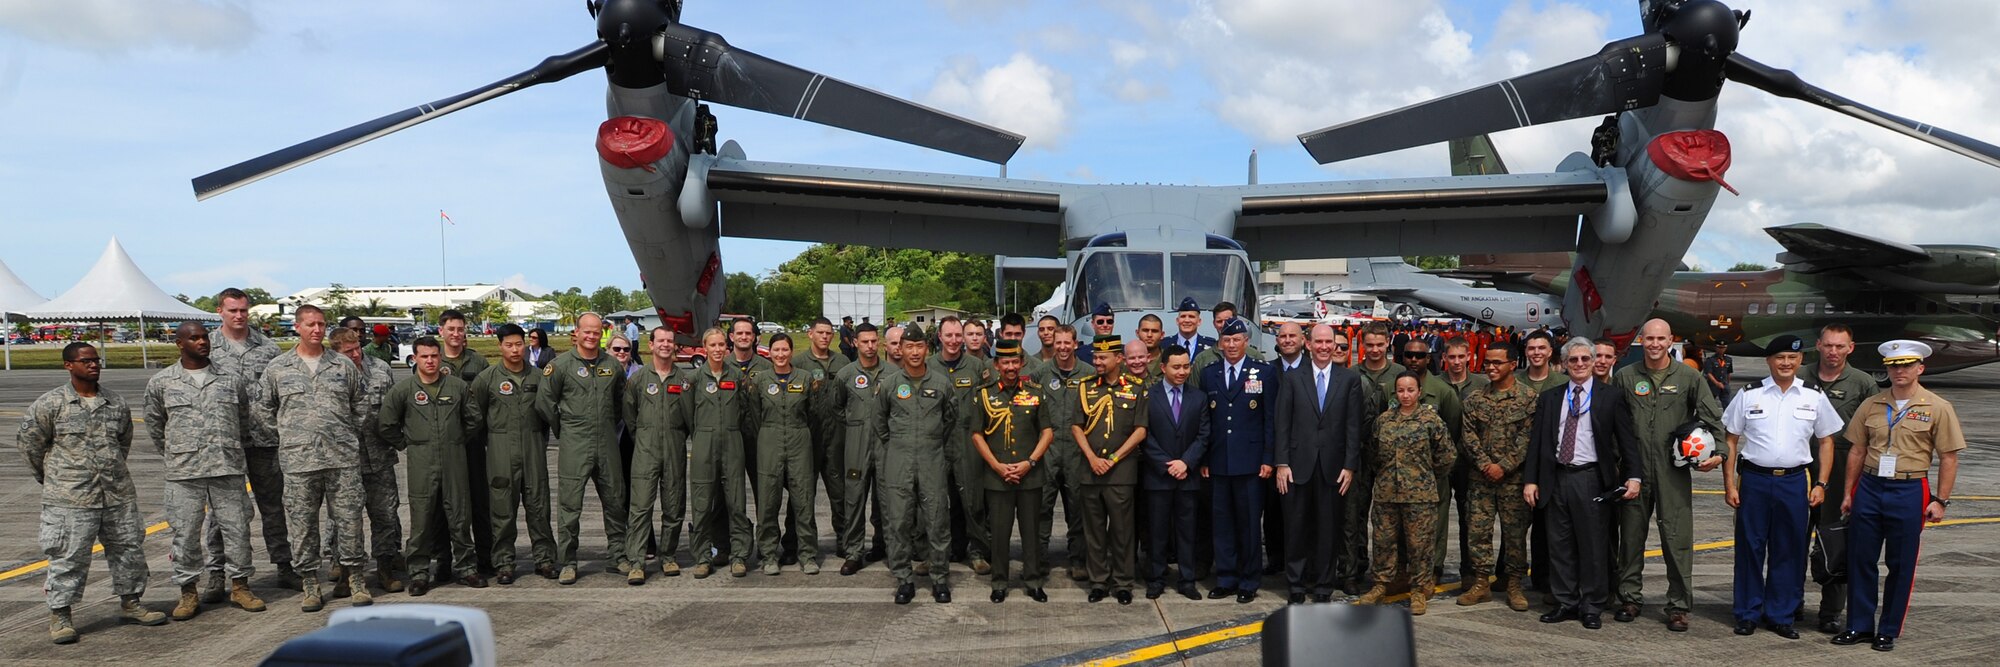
1170, 386, 1181, 425
1315, 369, 1328, 412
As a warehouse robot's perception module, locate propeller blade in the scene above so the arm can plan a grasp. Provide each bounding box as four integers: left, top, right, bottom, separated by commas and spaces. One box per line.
658, 25, 1023, 164
193, 42, 610, 200
1299, 35, 1670, 164
1725, 53, 2000, 170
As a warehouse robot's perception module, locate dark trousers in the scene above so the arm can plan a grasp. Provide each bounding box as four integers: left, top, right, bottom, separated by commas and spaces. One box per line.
1211, 474, 1264, 592
1262, 476, 1285, 573
1548, 467, 1610, 614
1810, 446, 1850, 623
1281, 474, 1344, 595
1529, 504, 1551, 592
1846, 475, 1926, 639
1733, 468, 1808, 624
1145, 487, 1200, 586
989, 486, 1046, 590
1079, 484, 1136, 591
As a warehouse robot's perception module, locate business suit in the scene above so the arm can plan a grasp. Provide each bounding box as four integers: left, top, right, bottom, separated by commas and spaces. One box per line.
527, 345, 557, 370
1200, 356, 1276, 596
1272, 361, 1364, 597
1141, 380, 1208, 591
1524, 379, 1642, 617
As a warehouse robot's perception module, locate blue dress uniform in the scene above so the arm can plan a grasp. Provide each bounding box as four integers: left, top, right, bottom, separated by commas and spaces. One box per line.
1835, 340, 1967, 651
1167, 297, 1217, 361
1199, 320, 1276, 601
1076, 302, 1114, 368
1721, 336, 1844, 637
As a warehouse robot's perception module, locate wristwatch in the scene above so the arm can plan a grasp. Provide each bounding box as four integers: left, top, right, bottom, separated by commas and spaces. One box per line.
1935, 497, 1951, 508
1813, 481, 1827, 489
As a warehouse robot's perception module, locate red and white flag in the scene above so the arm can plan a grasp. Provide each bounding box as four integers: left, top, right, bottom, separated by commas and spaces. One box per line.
440, 210, 454, 225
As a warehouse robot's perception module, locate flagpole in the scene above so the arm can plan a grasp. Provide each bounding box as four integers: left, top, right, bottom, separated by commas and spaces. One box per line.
439, 210, 448, 286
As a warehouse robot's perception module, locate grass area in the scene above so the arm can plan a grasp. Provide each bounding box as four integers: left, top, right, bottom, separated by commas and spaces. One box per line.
0, 336, 583, 370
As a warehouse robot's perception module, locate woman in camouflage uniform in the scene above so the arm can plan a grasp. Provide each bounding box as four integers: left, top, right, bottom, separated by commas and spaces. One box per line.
1358, 372, 1458, 614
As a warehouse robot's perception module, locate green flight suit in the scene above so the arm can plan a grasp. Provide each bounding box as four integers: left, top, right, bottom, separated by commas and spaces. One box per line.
797, 350, 848, 561
440, 348, 492, 569
1028, 359, 1091, 571
832, 359, 889, 562
469, 363, 554, 573
724, 353, 774, 556
685, 364, 755, 565
974, 378, 1052, 591
380, 374, 482, 579
539, 349, 629, 570
1609, 361, 1722, 614
931, 352, 994, 564
623, 366, 690, 568
1073, 372, 1147, 592
877, 366, 957, 587
747, 367, 825, 566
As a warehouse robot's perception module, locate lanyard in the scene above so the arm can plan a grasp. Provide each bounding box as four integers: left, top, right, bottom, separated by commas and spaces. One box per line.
1886, 402, 1914, 431
1565, 382, 1593, 417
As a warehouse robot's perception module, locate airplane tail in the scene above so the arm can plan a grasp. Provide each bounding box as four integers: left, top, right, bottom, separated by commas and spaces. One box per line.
1449, 135, 1509, 176
1345, 256, 1423, 289
1459, 252, 1573, 271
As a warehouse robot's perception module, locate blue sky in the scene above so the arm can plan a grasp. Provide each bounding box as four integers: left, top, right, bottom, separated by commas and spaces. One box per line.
3, 0, 1996, 301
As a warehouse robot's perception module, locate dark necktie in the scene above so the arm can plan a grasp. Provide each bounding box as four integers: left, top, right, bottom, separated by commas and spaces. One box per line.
1170, 387, 1181, 425
1559, 384, 1584, 465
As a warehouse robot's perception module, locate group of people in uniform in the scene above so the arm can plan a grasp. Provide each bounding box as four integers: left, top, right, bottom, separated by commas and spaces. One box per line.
14, 290, 1965, 654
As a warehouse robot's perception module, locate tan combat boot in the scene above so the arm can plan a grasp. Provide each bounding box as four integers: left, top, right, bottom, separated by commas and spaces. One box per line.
1457, 577, 1491, 606
1410, 584, 1433, 616
49, 607, 77, 645
380, 557, 407, 593
1505, 580, 1529, 612
171, 582, 201, 621
1354, 585, 1388, 605
120, 595, 168, 626
348, 572, 373, 606
230, 578, 267, 612
300, 579, 325, 613
329, 565, 351, 598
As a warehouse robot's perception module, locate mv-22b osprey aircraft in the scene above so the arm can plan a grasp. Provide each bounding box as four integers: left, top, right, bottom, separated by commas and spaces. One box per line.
193, 0, 2000, 348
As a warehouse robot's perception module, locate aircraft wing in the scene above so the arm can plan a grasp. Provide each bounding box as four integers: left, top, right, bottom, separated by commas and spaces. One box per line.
1227, 172, 1602, 261
1768, 222, 1929, 272
708, 159, 1072, 257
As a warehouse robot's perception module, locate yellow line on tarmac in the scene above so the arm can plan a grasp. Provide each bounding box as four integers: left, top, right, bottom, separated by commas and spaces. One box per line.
0, 521, 172, 583
1089, 517, 2000, 666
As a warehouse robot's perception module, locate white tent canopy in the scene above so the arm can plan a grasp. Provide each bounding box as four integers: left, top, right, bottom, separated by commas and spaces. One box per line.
1, 257, 49, 370
21, 238, 218, 322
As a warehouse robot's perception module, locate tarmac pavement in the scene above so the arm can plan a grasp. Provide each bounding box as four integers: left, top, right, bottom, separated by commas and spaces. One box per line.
2, 363, 1998, 665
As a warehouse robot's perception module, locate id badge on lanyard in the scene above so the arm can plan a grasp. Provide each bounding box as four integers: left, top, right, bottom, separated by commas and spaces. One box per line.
1878, 403, 1908, 477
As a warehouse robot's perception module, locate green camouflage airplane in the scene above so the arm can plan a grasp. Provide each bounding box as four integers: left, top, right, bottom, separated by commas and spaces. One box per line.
1442, 136, 2000, 375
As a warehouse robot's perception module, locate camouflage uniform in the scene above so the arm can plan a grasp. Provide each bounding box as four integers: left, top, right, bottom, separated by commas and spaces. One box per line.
257, 350, 369, 579
1341, 361, 1402, 582
340, 356, 402, 573
1460, 381, 1536, 582
877, 366, 958, 588
144, 365, 255, 586
1370, 406, 1455, 594
208, 328, 289, 572
931, 353, 993, 566
831, 359, 889, 563
366, 341, 398, 364
747, 367, 826, 567
623, 367, 688, 570
539, 350, 629, 571
19, 384, 150, 609
472, 363, 554, 573
380, 374, 482, 579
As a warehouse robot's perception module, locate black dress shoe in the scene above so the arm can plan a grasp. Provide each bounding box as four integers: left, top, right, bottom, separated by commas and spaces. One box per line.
991, 590, 1007, 603
458, 574, 488, 589
1581, 614, 1602, 630
779, 552, 799, 566
840, 559, 864, 576
894, 583, 916, 605
1114, 590, 1133, 605
408, 578, 430, 597
1207, 587, 1237, 600
933, 586, 952, 604
495, 572, 514, 585
1769, 623, 1800, 640
1288, 592, 1307, 605
866, 547, 887, 563
1831, 630, 1875, 646
1540, 607, 1578, 624
1088, 589, 1108, 603
1236, 591, 1256, 604
1312, 593, 1332, 604
535, 564, 560, 580
1734, 620, 1757, 636
1027, 588, 1048, 603
1146, 584, 1165, 600
1818, 620, 1843, 635
1178, 584, 1201, 601
1871, 636, 1894, 652
1341, 577, 1364, 596
1614, 603, 1639, 623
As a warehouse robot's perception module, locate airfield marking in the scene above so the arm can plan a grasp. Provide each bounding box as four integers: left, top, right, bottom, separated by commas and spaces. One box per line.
0, 483, 251, 583
1691, 489, 2000, 501
1076, 516, 2000, 667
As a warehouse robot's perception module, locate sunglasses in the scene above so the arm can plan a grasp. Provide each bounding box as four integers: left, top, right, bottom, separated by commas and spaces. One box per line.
1401, 350, 1430, 358
611, 346, 630, 352
1333, 344, 1349, 350
1565, 356, 1593, 363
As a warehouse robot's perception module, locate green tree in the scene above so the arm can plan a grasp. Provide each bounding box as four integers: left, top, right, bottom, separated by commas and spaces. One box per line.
1728, 262, 1769, 272
722, 272, 760, 316
1403, 256, 1459, 270
626, 289, 653, 311
243, 288, 276, 305
322, 284, 355, 315
588, 285, 628, 315
474, 299, 513, 325
554, 293, 590, 327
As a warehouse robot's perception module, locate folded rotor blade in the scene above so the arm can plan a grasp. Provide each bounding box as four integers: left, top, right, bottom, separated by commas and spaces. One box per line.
1299, 34, 1670, 164
193, 42, 610, 200
1725, 53, 2000, 170
658, 25, 1023, 164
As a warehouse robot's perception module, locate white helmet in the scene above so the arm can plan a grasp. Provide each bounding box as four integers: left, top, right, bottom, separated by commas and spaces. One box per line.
1674, 427, 1715, 467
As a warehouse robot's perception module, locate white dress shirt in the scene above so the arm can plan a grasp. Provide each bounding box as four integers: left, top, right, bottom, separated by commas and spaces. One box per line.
1558, 378, 1599, 465
1723, 378, 1844, 468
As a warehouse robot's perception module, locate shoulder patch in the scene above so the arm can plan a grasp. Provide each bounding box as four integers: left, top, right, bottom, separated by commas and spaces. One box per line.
543, 365, 554, 377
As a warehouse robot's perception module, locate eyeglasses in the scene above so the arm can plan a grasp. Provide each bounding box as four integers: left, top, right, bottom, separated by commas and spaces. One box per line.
1564, 356, 1593, 363
1484, 358, 1514, 366
66, 358, 103, 366
610, 346, 630, 352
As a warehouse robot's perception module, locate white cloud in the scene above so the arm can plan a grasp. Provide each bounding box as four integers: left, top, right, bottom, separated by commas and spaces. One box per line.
164, 259, 289, 297
0, 0, 257, 53
1110, 78, 1167, 103
1067, 164, 1099, 181
924, 52, 1076, 150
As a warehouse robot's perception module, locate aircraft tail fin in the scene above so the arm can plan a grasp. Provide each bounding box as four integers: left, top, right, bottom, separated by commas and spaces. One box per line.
1449, 135, 1509, 176
1346, 256, 1425, 289
1458, 252, 1572, 271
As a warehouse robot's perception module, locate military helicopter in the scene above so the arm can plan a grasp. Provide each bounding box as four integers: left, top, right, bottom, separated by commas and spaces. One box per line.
194, 0, 2000, 349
